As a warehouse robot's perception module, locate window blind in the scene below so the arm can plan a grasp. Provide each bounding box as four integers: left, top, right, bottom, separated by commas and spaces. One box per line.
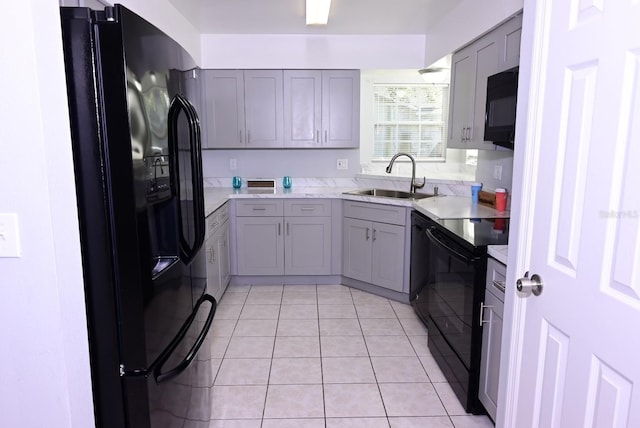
373, 84, 448, 161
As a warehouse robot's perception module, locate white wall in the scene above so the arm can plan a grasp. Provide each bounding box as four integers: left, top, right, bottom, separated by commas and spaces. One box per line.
200, 34, 426, 69
424, 0, 524, 67
0, 1, 94, 427
118, 0, 201, 62
61, 0, 202, 63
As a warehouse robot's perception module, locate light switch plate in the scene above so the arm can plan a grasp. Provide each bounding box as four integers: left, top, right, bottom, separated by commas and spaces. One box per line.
493, 165, 503, 180
229, 158, 237, 170
0, 213, 21, 258
337, 159, 348, 170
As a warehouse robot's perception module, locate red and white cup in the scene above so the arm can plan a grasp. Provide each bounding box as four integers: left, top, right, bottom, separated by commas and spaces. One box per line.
495, 188, 508, 211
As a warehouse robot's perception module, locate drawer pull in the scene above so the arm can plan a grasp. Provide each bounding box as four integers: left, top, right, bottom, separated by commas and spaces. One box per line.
492, 280, 506, 293
300, 207, 315, 212
252, 207, 267, 211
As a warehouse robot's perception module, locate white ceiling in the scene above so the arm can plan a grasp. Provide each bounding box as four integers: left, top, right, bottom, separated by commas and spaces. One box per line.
169, 0, 462, 35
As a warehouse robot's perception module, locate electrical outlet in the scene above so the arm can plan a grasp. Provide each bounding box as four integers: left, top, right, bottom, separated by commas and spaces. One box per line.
337, 159, 348, 170
229, 158, 237, 170
0, 213, 21, 258
493, 165, 503, 180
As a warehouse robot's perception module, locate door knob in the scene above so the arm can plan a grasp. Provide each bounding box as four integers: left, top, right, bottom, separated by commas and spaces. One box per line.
517, 272, 543, 296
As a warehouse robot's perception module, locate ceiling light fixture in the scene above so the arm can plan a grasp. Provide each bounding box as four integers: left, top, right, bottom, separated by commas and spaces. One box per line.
306, 0, 332, 26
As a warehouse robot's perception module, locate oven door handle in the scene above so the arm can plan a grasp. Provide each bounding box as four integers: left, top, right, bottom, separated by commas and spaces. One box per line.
425, 227, 476, 264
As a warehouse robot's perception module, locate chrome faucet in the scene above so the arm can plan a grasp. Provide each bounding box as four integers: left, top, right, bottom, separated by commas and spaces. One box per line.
385, 152, 426, 194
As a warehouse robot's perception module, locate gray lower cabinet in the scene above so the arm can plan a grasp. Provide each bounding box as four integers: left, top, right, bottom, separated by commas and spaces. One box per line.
205, 203, 230, 302
235, 199, 332, 275
236, 216, 285, 275
479, 256, 506, 421
342, 201, 406, 292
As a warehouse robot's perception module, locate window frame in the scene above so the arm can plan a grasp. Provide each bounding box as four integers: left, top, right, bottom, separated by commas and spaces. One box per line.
372, 83, 449, 163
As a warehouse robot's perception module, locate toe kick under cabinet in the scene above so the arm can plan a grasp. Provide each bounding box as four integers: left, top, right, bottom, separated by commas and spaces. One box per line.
342, 201, 410, 293
234, 199, 332, 275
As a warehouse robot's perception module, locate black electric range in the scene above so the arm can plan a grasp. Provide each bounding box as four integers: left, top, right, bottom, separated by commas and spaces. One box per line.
434, 217, 509, 247
410, 212, 509, 415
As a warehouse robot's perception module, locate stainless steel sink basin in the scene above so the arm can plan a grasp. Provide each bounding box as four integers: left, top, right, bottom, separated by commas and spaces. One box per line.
343, 188, 435, 200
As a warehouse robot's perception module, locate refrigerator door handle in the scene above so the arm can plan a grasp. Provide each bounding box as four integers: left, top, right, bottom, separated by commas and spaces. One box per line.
168, 94, 205, 264
183, 97, 206, 258
152, 293, 217, 384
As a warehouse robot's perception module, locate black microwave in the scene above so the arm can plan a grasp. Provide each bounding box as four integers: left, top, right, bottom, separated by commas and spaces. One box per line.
484, 67, 519, 149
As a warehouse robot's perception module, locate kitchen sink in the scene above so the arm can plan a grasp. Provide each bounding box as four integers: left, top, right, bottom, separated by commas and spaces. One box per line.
343, 188, 436, 200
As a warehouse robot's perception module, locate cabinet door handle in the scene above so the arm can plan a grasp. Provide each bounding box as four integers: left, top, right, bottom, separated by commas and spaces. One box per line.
278, 222, 281, 236
238, 130, 242, 143
372, 228, 377, 242
479, 302, 493, 326
365, 228, 370, 241
324, 130, 328, 142
316, 130, 320, 143
247, 130, 251, 144
286, 222, 290, 236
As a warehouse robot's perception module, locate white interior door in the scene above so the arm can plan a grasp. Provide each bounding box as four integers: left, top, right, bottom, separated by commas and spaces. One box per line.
503, 0, 640, 427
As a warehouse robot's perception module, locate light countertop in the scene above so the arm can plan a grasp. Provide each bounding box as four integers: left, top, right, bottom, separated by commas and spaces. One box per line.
413, 196, 510, 220
204, 187, 510, 266
488, 245, 509, 265
205, 187, 509, 219
204, 186, 417, 215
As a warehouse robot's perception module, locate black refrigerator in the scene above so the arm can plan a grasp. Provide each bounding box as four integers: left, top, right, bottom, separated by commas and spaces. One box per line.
60, 5, 215, 427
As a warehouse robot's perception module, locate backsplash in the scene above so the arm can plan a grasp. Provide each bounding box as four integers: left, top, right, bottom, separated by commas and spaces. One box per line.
474, 150, 514, 192
354, 174, 474, 196
204, 174, 474, 197
201, 149, 360, 179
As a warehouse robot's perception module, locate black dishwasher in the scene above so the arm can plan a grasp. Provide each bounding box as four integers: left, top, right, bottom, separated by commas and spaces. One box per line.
410, 210, 508, 414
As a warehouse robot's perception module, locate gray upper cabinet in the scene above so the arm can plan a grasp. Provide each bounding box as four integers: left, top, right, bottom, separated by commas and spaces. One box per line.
321, 70, 360, 148
447, 14, 522, 150
282, 69, 361, 149
202, 70, 284, 148
283, 70, 322, 147
203, 69, 358, 149
202, 70, 246, 149
243, 70, 284, 148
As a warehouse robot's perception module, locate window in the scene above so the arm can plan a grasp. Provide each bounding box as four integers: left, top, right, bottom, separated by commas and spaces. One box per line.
373, 84, 448, 161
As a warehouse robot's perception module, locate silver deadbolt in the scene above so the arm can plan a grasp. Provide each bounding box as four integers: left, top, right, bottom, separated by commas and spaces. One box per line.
517, 272, 543, 296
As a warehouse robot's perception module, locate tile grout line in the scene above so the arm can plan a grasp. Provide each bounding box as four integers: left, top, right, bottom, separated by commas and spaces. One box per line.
350, 288, 392, 427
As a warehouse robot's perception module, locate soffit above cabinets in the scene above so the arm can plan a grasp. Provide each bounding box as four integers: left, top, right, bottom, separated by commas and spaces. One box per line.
168, 0, 462, 35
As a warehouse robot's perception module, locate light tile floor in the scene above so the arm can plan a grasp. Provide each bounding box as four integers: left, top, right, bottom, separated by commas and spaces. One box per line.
198, 283, 494, 428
